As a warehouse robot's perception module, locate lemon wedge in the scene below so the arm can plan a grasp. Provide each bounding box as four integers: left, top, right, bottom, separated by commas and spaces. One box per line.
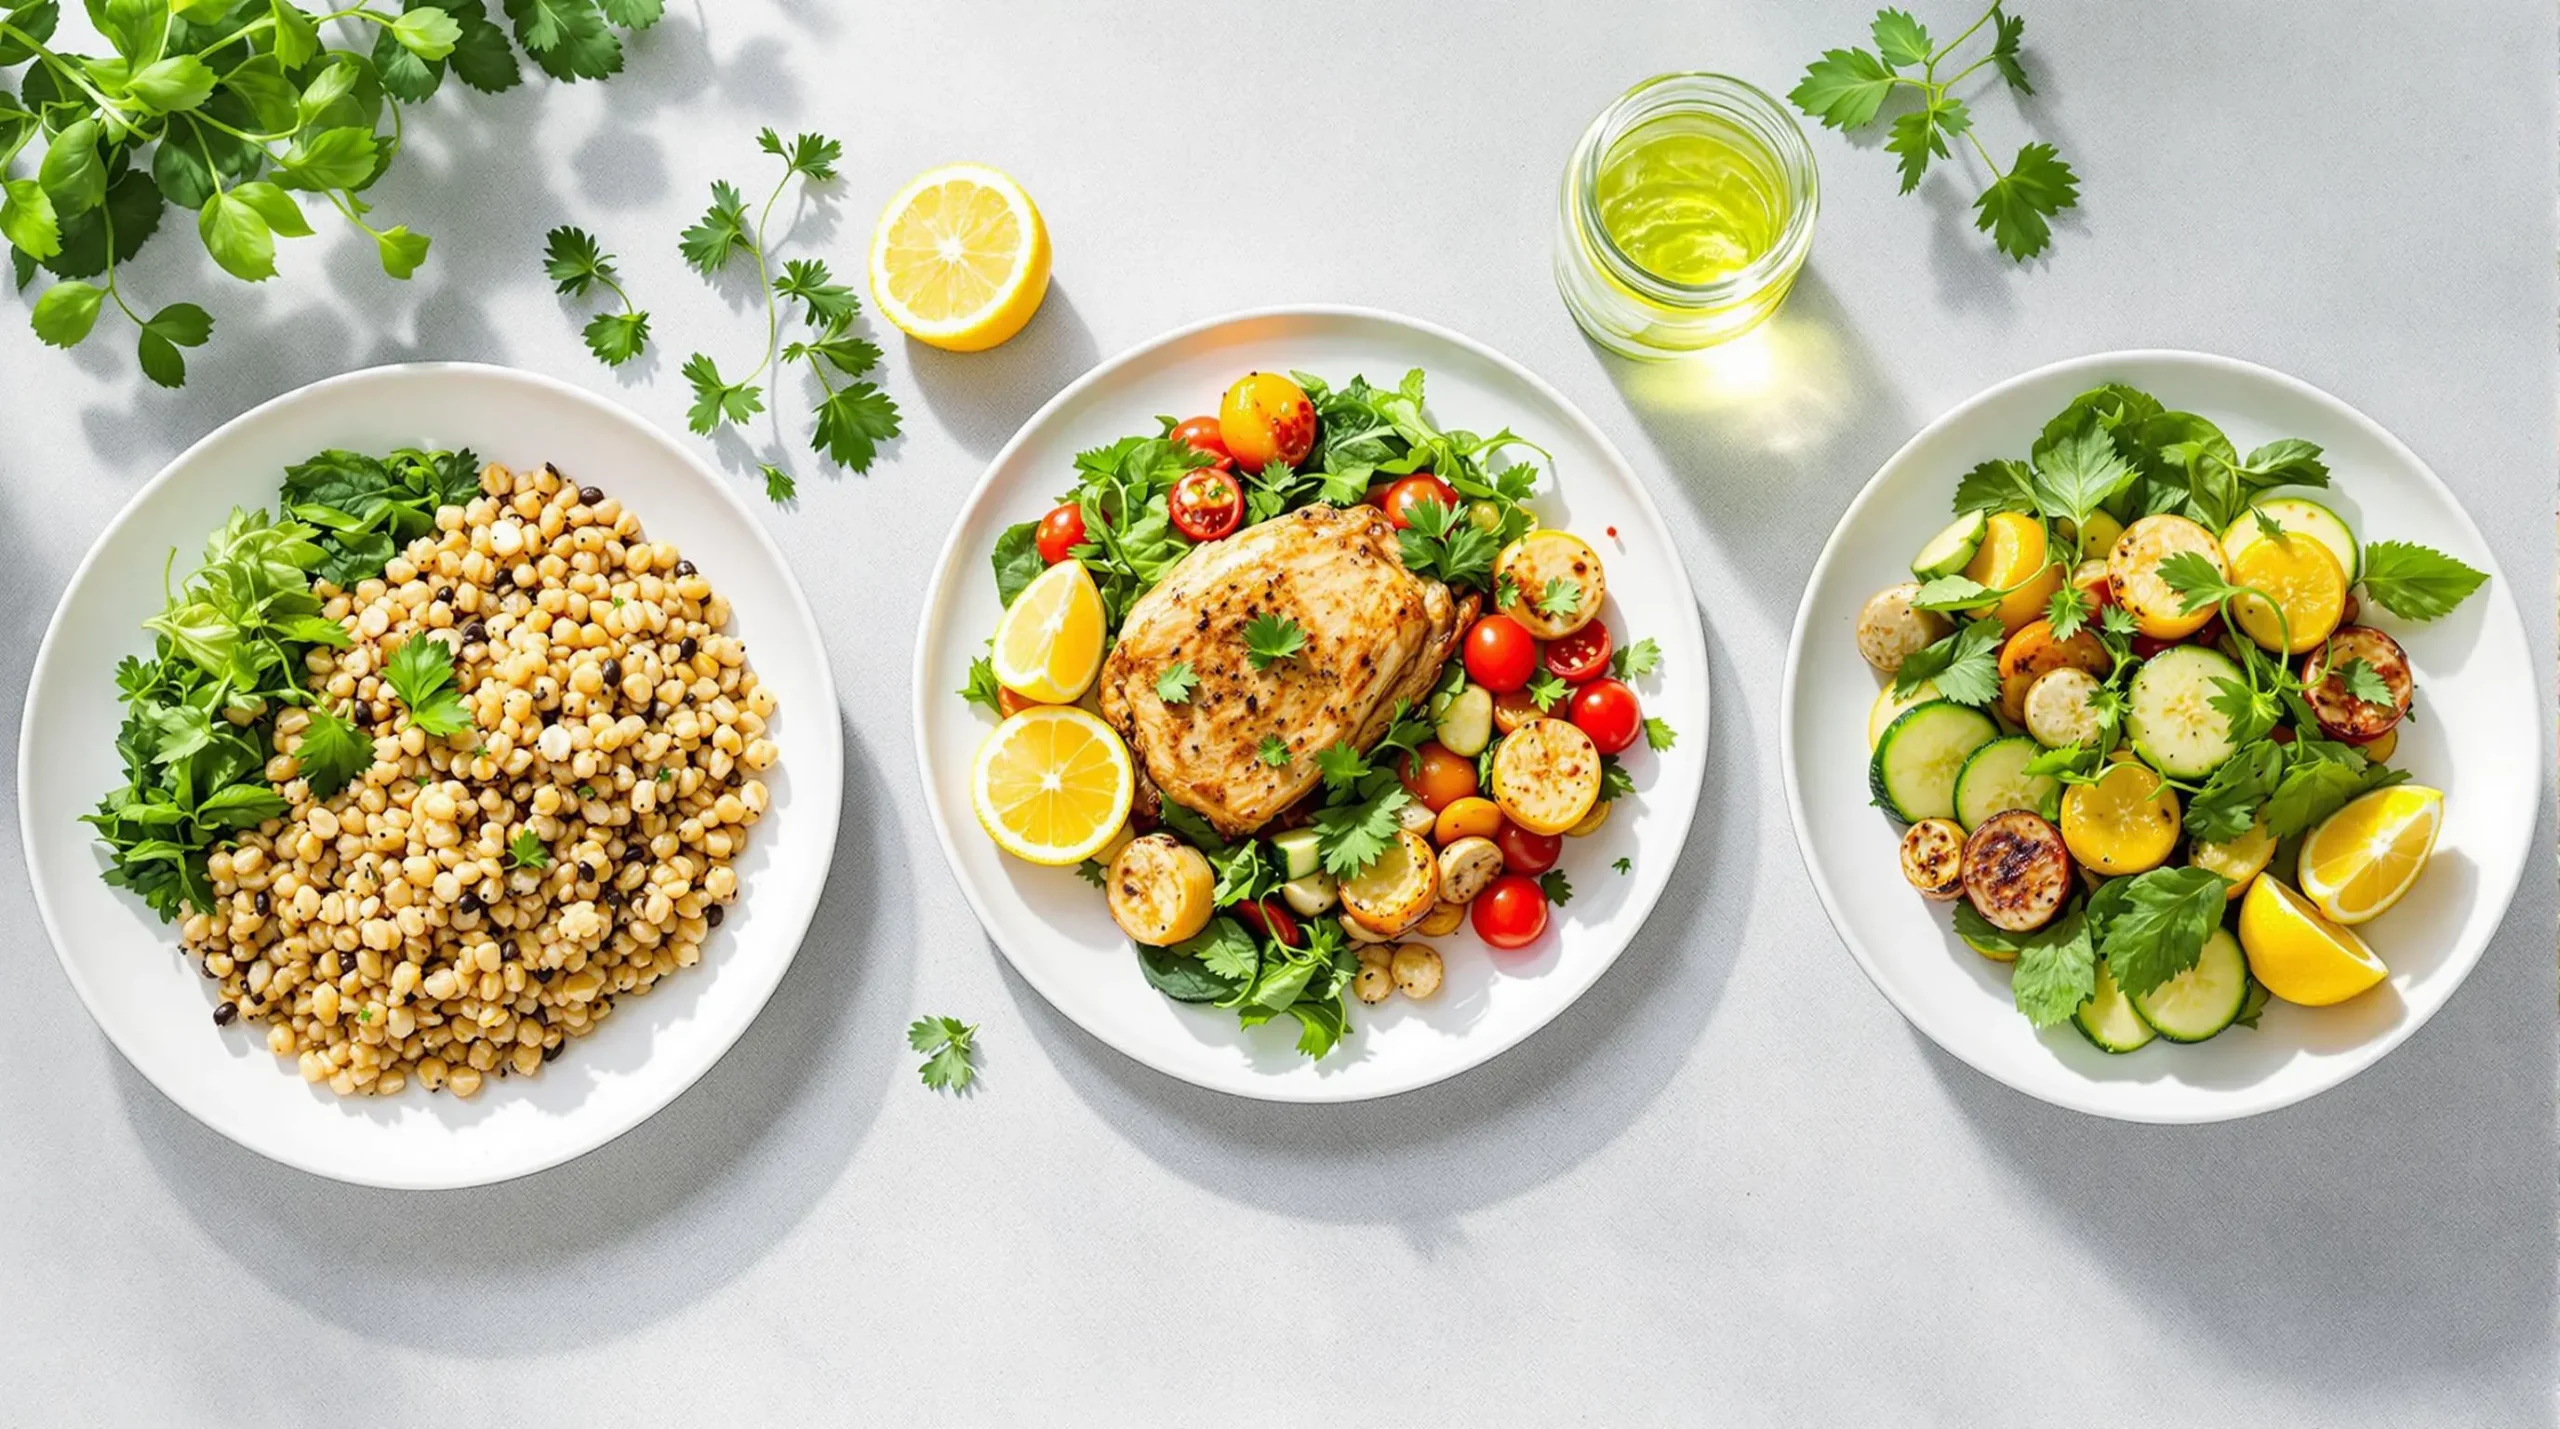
989, 559, 1103, 705
2298, 785, 2443, 925
970, 706, 1133, 866
2237, 875, 2388, 1006
870, 163, 1051, 352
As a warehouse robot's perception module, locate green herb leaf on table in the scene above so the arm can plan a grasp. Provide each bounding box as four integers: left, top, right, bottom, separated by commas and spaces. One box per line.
545, 225, 651, 367
907, 1016, 980, 1093
762, 464, 797, 505
681, 352, 764, 435
1973, 141, 2080, 263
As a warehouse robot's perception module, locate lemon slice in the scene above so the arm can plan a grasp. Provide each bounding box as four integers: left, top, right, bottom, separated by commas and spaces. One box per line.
971, 706, 1133, 866
2237, 875, 2388, 1006
2298, 785, 2443, 925
869, 163, 1051, 352
990, 559, 1103, 705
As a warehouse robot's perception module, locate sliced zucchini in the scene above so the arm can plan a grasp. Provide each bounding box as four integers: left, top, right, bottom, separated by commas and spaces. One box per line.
2131, 928, 2248, 1042
1271, 827, 1323, 881
1954, 735, 2061, 831
2222, 497, 2360, 582
1868, 701, 1999, 824
1911, 510, 1987, 579
2072, 960, 2157, 1054
1868, 678, 1941, 749
2125, 644, 2242, 779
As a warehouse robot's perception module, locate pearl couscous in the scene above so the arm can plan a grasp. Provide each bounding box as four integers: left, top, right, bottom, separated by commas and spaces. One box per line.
180, 461, 777, 1098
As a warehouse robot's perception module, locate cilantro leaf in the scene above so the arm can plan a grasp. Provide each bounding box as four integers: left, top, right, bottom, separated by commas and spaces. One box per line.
542, 225, 614, 296
1887, 96, 1969, 194
1539, 870, 1575, 906
2183, 740, 2282, 844
1612, 637, 1662, 680
1074, 859, 1108, 889
2157, 550, 2247, 615
2045, 582, 2089, 642
907, 1016, 979, 1093
774, 257, 856, 325
2098, 867, 2228, 998
1788, 46, 1897, 130
811, 382, 901, 472
1595, 754, 1636, 803
2358, 541, 2489, 621
1396, 497, 1498, 589
1155, 662, 1197, 705
1256, 735, 1291, 768
1311, 787, 1410, 877
382, 634, 473, 737
762, 464, 796, 505
1973, 141, 2080, 262
1613, 857, 1632, 874
958, 652, 1003, 714
1892, 617, 2004, 704
1870, 7, 1933, 66
507, 827, 550, 869
1312, 740, 1370, 794
295, 703, 374, 798
1954, 457, 2039, 515
1956, 902, 2094, 1027
1526, 671, 1569, 713
759, 128, 842, 181
1242, 613, 1305, 670
1643, 716, 1677, 753
677, 179, 753, 275
581, 309, 650, 367
1989, 4, 2031, 92
681, 352, 763, 434
1908, 574, 1996, 612
1536, 577, 1583, 620
2032, 419, 2135, 530
2336, 658, 2395, 708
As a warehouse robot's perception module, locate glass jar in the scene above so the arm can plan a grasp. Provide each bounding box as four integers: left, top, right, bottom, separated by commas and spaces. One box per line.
1554, 72, 1820, 360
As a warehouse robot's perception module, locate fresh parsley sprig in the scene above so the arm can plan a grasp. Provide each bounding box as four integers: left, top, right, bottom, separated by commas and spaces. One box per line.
544, 226, 649, 367
1790, 3, 2078, 260
383, 634, 473, 738
908, 1016, 980, 1093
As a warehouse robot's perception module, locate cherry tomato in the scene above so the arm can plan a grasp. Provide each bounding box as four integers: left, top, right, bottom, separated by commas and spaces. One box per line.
1169, 466, 1245, 542
997, 686, 1039, 716
1169, 414, 1232, 466
1217, 371, 1316, 473
1399, 741, 1479, 813
1544, 625, 1613, 684
1493, 820, 1561, 876
2128, 633, 2178, 661
1568, 678, 1642, 754
1491, 686, 1543, 735
1463, 614, 1538, 693
1035, 502, 1088, 565
1380, 473, 1459, 530
1471, 873, 1550, 950
1231, 896, 1301, 949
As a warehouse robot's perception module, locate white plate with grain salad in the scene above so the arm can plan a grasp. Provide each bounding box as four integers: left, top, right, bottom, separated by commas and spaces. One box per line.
18, 363, 840, 1189
913, 306, 1709, 1101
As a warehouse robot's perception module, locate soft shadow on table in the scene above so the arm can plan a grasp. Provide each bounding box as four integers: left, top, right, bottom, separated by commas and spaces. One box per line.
123, 711, 914, 1357
1583, 267, 1920, 633
1012, 615, 1753, 1231
1924, 839, 2559, 1402
905, 285, 1103, 461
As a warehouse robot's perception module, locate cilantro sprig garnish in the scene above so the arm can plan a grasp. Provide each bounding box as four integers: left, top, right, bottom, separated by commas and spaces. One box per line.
1242, 614, 1306, 670
384, 635, 473, 738
543, 226, 650, 368
1892, 616, 2004, 703
1790, 3, 2078, 260
908, 1016, 981, 1093
1155, 662, 1198, 705
1396, 496, 1499, 589
507, 828, 551, 870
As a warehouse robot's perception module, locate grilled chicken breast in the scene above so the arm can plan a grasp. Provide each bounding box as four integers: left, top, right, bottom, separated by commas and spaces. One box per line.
1099, 504, 1466, 837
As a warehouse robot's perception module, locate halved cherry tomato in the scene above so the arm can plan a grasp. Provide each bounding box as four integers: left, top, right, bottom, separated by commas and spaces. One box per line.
1380, 473, 1459, 530
1232, 896, 1301, 949
1399, 741, 1479, 812
1493, 820, 1561, 876
1472, 873, 1550, 950
1569, 678, 1642, 754
1035, 502, 1088, 565
1170, 414, 1232, 466
1544, 625, 1613, 684
1463, 614, 1538, 693
1169, 467, 1245, 542
1491, 687, 1543, 735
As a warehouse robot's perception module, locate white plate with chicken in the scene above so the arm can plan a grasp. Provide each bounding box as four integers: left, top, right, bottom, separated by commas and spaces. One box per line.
912, 307, 1709, 1100
1781, 350, 2539, 1123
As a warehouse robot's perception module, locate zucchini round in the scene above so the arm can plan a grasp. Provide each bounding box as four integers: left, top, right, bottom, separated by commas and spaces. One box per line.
1911, 510, 1987, 579
1954, 735, 2061, 831
2072, 960, 2157, 1054
2126, 644, 2242, 779
2132, 928, 2248, 1042
1868, 701, 1999, 824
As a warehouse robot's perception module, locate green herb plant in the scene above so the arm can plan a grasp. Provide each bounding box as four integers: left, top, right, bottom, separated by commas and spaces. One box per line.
3, 0, 662, 387
1789, 3, 2078, 261
908, 1015, 979, 1092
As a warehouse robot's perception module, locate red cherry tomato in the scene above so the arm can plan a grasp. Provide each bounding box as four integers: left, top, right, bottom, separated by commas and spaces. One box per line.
1472, 873, 1550, 950
1379, 473, 1459, 530
1170, 414, 1232, 467
1168, 466, 1245, 542
1544, 625, 1613, 684
1231, 896, 1301, 949
1035, 502, 1088, 565
1493, 821, 1561, 876
1463, 614, 1538, 693
1399, 741, 1480, 812
2128, 633, 2178, 660
1569, 678, 1642, 754
1218, 372, 1316, 473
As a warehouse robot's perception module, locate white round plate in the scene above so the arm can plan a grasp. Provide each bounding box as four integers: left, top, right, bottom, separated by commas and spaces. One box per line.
20, 363, 841, 1187
914, 307, 1709, 1101
1782, 350, 2539, 1123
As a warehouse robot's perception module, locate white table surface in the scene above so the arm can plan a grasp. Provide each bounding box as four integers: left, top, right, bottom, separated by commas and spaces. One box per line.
3, 2, 2554, 1424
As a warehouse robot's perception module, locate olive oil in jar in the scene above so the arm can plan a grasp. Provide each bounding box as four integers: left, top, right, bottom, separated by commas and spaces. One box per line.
1555, 74, 1818, 358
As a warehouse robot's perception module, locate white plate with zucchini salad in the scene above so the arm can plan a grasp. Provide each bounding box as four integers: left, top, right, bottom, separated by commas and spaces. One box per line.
1782, 350, 2537, 1123
19, 364, 840, 1188
913, 307, 1708, 1101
